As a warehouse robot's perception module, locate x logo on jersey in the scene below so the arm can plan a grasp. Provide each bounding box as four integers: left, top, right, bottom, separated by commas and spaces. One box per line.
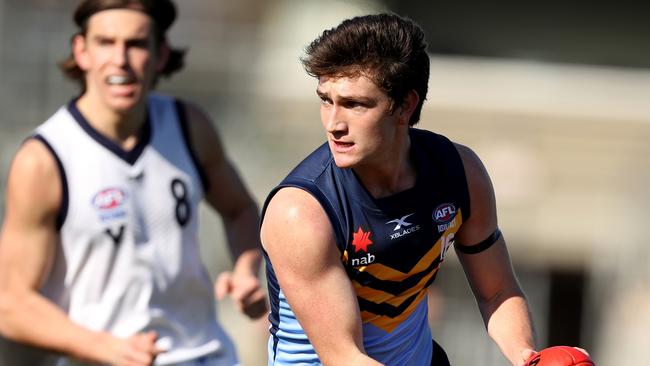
386, 213, 415, 231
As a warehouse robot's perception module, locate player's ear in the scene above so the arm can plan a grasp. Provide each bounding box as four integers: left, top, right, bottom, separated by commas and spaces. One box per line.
397, 90, 419, 125
72, 34, 91, 71
155, 42, 170, 73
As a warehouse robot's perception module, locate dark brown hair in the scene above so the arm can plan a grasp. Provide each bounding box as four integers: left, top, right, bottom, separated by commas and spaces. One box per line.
59, 0, 186, 90
302, 13, 430, 125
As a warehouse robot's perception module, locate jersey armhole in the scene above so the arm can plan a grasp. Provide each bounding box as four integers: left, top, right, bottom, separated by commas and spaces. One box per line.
30, 134, 68, 230
174, 99, 210, 193
449, 141, 471, 222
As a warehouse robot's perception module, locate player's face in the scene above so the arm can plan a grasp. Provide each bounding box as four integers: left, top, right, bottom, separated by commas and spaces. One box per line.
73, 9, 165, 113
317, 75, 401, 169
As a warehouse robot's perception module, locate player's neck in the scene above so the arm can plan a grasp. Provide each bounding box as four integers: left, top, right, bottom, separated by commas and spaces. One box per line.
76, 94, 147, 151
354, 134, 415, 199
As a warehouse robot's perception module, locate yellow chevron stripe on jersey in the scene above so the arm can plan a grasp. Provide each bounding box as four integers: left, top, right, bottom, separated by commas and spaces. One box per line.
341, 239, 442, 286
353, 244, 442, 302
350, 211, 464, 332
360, 289, 429, 332
356, 261, 437, 328
349, 211, 463, 280
362, 240, 443, 279
355, 265, 437, 305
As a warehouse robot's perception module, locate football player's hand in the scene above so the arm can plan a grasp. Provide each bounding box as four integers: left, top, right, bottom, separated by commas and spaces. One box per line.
102, 331, 162, 366
215, 270, 267, 319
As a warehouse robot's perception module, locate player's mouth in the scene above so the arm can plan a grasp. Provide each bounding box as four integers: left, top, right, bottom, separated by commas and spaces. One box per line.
331, 139, 354, 152
106, 75, 136, 85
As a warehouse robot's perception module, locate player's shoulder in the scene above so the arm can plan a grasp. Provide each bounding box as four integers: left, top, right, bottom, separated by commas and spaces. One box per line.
266, 187, 324, 217
451, 141, 476, 160
174, 98, 218, 142
166, 96, 208, 123
167, 96, 223, 161
264, 187, 331, 231
262, 186, 335, 253
5, 138, 62, 208
11, 138, 59, 178
451, 142, 490, 181
148, 93, 211, 126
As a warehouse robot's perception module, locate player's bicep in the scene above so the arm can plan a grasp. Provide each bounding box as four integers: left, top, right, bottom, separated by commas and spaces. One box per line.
0, 140, 61, 291
454, 143, 498, 246
261, 188, 364, 361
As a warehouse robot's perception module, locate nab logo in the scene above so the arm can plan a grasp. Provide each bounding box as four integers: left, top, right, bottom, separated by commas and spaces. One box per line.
351, 227, 373, 252
350, 227, 375, 267
433, 203, 456, 223
92, 188, 127, 210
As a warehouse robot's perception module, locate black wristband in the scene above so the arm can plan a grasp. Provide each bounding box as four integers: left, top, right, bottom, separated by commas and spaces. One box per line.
455, 228, 502, 254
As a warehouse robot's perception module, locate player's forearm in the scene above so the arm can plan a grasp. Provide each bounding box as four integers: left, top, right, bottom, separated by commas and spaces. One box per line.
232, 247, 263, 276
224, 201, 263, 272
481, 291, 536, 365
0, 289, 110, 364
318, 348, 384, 366
287, 283, 384, 366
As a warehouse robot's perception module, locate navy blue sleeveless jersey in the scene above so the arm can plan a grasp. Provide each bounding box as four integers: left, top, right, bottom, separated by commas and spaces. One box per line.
262, 128, 470, 365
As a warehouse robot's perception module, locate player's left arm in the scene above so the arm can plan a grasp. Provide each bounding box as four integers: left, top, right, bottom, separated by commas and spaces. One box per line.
181, 101, 267, 319
453, 143, 536, 366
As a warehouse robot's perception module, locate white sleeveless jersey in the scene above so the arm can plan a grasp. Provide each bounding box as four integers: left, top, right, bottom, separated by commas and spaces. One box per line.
34, 94, 238, 366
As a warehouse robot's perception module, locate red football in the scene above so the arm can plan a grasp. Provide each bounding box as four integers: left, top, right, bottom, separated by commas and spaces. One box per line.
524, 346, 595, 366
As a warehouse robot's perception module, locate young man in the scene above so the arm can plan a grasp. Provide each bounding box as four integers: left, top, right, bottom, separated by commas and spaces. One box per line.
0, 1, 266, 365
261, 14, 536, 366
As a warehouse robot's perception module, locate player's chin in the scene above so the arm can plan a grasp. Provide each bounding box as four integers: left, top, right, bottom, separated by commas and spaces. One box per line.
106, 98, 141, 113
331, 153, 360, 169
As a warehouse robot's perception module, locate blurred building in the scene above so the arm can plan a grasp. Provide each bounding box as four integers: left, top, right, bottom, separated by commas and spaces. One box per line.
0, 1, 648, 365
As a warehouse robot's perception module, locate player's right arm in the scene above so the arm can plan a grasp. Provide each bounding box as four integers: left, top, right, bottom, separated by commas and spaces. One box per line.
261, 187, 383, 366
0, 139, 159, 366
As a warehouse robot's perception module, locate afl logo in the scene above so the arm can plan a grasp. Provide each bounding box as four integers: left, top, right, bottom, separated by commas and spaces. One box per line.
433, 203, 456, 223
92, 188, 128, 210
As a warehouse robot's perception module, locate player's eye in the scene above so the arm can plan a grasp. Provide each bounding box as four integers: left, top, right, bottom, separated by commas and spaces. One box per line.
319, 96, 332, 105
96, 37, 113, 46
127, 39, 149, 49
344, 101, 366, 109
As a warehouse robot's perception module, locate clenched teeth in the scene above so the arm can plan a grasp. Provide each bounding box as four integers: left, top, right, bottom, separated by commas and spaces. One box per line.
106, 75, 133, 85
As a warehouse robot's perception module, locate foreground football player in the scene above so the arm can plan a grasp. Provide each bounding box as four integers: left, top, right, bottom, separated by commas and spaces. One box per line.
261, 13, 536, 366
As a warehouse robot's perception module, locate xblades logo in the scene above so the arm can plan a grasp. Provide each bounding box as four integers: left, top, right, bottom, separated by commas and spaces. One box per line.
387, 213, 420, 240
385, 213, 414, 231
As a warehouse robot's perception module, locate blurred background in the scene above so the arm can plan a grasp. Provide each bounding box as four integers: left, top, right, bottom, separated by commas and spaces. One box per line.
0, 0, 649, 365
